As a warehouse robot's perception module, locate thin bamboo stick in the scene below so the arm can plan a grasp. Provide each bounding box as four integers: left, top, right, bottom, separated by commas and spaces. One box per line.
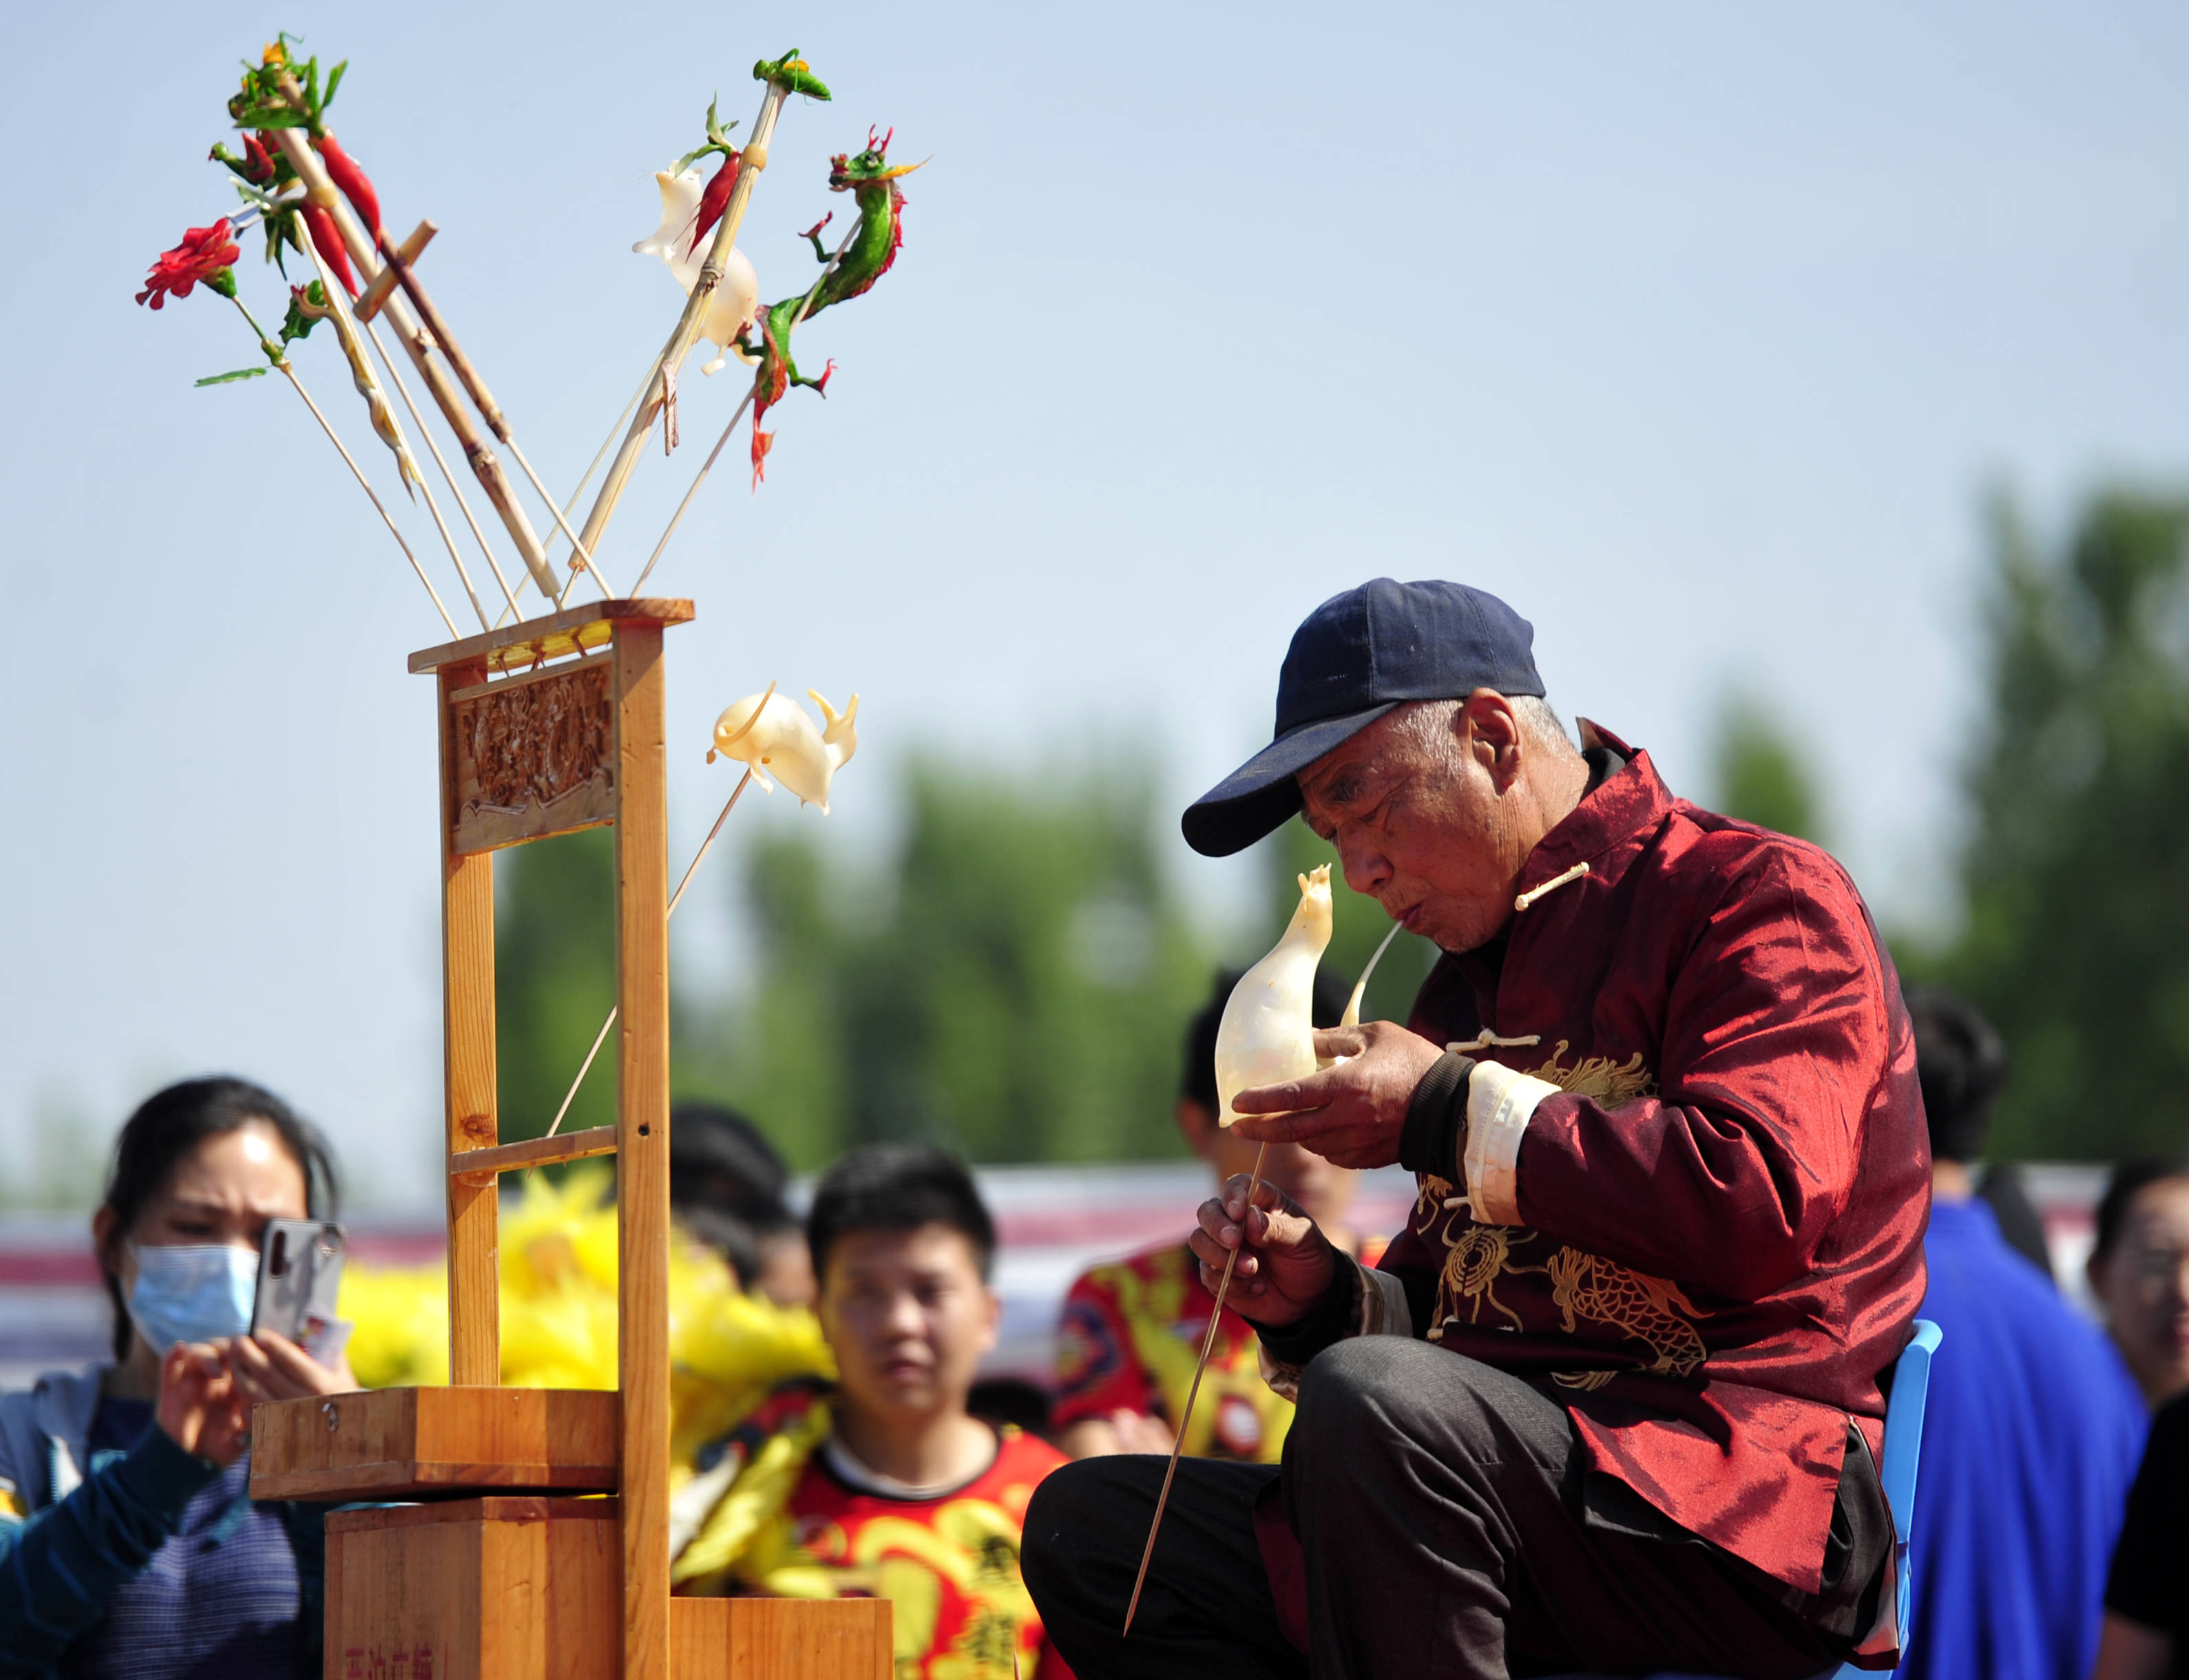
563, 76, 791, 576
1122, 1141, 1268, 1637
368, 315, 525, 618
625, 224, 857, 598
625, 388, 755, 600
371, 227, 618, 597
500, 366, 653, 626
236, 296, 456, 636
509, 438, 616, 600
296, 229, 492, 630
539, 768, 756, 1141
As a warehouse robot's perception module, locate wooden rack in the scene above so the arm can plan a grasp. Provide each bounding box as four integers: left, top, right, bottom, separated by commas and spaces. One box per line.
251, 600, 888, 1679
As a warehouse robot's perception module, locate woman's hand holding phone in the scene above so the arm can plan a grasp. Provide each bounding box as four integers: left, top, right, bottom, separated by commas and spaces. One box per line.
223, 1330, 357, 1405
155, 1342, 252, 1467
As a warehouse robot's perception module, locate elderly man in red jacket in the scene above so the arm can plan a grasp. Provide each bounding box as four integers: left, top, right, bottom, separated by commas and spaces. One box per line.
1021, 578, 1929, 1680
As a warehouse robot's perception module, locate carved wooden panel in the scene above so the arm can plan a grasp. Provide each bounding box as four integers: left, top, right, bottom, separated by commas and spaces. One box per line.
448, 661, 616, 854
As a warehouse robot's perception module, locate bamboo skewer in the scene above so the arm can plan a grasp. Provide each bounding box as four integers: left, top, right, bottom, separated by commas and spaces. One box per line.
627, 224, 857, 599
509, 437, 616, 601
295, 229, 493, 630
540, 768, 757, 1142
365, 313, 524, 618
496, 366, 653, 626
1122, 920, 1407, 1635
368, 224, 618, 598
564, 75, 792, 578
1122, 1140, 1267, 1637
233, 295, 457, 636
269, 114, 558, 597
625, 388, 755, 602
267, 209, 516, 616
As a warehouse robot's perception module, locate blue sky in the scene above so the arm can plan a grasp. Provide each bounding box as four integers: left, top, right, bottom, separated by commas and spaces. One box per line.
3, 1, 2186, 1205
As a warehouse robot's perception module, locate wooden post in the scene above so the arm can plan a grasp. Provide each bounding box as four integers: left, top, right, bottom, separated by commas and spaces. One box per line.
611, 621, 671, 1680
439, 659, 501, 1386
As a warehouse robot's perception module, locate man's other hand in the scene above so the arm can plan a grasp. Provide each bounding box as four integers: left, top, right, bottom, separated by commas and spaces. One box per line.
1188, 1174, 1339, 1327
1228, 1021, 1444, 1168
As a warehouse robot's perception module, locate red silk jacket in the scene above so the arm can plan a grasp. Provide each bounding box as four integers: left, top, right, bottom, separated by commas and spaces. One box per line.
1376, 731, 1929, 1593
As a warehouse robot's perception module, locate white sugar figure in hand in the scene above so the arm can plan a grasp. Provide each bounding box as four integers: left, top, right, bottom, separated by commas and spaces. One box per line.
707, 684, 859, 812
634, 167, 761, 376
1215, 865, 1334, 1125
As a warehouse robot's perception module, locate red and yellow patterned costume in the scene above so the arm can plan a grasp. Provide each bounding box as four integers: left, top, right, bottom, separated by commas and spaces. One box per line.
1053, 1235, 1383, 1463
673, 1390, 1072, 1680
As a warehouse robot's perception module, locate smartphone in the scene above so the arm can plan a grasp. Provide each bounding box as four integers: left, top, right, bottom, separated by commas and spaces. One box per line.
253, 1218, 348, 1361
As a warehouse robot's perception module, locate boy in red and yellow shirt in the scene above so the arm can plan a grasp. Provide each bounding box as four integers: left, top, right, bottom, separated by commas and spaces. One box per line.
1054, 968, 1379, 1463
673, 1145, 1072, 1679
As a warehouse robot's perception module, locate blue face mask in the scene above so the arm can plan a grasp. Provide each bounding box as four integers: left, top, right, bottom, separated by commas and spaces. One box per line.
126, 1243, 257, 1353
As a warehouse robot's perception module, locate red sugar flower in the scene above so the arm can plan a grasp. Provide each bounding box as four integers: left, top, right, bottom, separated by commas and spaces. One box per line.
136, 219, 242, 310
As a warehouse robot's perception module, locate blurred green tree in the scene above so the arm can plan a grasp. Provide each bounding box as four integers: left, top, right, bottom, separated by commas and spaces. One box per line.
494, 825, 617, 1145
1711, 695, 1828, 847
675, 758, 1214, 1168
1923, 490, 2189, 1159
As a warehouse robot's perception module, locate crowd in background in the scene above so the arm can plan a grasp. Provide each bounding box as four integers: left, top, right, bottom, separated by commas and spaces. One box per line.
2, 972, 2186, 1680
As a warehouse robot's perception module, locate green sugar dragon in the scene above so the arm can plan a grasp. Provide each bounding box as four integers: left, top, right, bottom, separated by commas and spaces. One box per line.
738, 125, 919, 483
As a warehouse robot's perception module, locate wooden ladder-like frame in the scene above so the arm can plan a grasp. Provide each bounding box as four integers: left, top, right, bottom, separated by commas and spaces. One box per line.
250, 600, 888, 1680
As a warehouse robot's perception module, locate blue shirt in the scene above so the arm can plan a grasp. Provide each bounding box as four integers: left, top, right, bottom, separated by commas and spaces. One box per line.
1, 1392, 311, 1680
1898, 1197, 2148, 1680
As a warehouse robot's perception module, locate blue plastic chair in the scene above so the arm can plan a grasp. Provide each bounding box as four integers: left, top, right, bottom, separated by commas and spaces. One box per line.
1854, 1317, 1942, 1677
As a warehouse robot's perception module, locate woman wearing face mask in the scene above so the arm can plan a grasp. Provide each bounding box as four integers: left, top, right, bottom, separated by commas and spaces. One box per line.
0, 1076, 356, 1679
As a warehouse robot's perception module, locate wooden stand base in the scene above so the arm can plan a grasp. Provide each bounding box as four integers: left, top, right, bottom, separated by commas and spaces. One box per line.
251, 1388, 618, 1501
326, 1500, 890, 1680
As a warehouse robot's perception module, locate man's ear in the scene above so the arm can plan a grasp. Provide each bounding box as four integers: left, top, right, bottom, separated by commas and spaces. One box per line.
1176, 1098, 1220, 1159
1461, 689, 1525, 785
979, 1285, 1001, 1354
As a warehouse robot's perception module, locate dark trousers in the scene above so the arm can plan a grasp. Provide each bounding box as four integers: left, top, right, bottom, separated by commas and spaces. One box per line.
1023, 1338, 1887, 1680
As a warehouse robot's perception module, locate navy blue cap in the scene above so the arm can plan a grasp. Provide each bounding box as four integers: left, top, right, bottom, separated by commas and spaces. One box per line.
1182, 579, 1544, 857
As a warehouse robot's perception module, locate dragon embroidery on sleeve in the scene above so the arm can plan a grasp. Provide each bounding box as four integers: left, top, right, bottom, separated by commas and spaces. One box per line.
1416, 1040, 1709, 1380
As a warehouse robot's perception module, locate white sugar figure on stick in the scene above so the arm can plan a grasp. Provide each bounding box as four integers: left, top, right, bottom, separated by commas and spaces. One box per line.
1215, 865, 1334, 1125
707, 685, 859, 812
541, 688, 861, 1141
636, 168, 762, 377
1124, 872, 1401, 1637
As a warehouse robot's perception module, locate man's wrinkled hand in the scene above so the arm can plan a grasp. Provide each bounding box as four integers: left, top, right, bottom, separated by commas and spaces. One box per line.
1186, 1173, 1339, 1327
1227, 1021, 1445, 1168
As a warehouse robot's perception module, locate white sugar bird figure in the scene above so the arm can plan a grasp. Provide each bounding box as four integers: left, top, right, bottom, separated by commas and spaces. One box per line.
707, 682, 859, 812
634, 166, 761, 376
1214, 865, 1334, 1126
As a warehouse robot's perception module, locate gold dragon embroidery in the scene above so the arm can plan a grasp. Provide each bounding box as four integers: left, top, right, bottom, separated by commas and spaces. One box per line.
1546, 1248, 1709, 1387
1526, 1041, 1657, 1106
1414, 1041, 1691, 1361
1414, 1175, 1456, 1232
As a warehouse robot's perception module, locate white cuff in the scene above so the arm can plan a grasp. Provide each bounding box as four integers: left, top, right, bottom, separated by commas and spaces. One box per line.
1360, 1264, 1412, 1338
1463, 1062, 1559, 1226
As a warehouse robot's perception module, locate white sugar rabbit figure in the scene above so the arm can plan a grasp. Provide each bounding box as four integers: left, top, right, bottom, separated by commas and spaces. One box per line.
707, 684, 859, 813
1214, 865, 1334, 1126
634, 167, 760, 376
